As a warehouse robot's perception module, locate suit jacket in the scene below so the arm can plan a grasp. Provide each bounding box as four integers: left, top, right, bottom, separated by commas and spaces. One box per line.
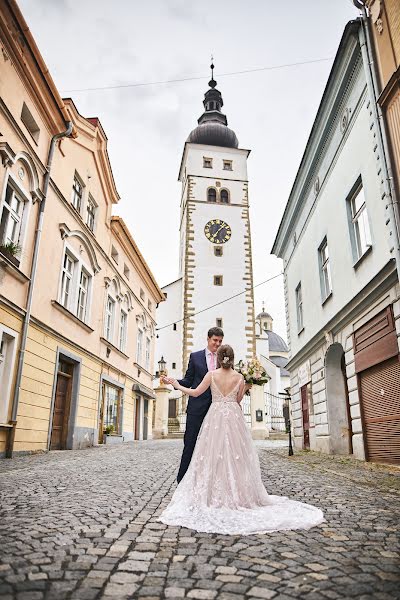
178, 349, 211, 416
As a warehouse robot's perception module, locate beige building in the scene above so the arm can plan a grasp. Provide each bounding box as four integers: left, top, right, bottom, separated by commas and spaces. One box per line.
0, 1, 163, 457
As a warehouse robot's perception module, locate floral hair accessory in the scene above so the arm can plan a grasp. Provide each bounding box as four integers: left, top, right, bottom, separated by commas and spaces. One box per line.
223, 356, 230, 364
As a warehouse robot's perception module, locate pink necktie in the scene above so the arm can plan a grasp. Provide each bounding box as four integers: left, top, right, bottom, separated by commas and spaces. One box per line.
210, 353, 215, 371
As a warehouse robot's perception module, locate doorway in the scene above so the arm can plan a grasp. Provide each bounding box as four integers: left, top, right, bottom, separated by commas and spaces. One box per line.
134, 396, 141, 440
143, 399, 149, 441
50, 360, 73, 450
301, 384, 310, 449
325, 343, 352, 455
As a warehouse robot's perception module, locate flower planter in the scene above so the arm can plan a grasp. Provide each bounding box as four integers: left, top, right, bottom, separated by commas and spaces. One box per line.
103, 434, 124, 445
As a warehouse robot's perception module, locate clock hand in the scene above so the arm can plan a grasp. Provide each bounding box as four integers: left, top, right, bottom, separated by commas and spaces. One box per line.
210, 225, 224, 242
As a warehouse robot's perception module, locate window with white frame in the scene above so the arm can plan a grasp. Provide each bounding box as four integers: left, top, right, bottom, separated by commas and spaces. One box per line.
0, 182, 24, 248
145, 337, 150, 371
77, 269, 90, 321
348, 182, 372, 262
318, 238, 332, 301
59, 247, 93, 323
103, 382, 122, 434
86, 195, 96, 232
295, 282, 303, 332
119, 310, 127, 353
0, 326, 18, 424
60, 251, 75, 309
105, 295, 115, 341
71, 174, 84, 213
136, 329, 143, 364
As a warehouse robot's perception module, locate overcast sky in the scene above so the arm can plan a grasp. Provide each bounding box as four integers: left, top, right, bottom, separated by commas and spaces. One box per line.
19, 0, 358, 340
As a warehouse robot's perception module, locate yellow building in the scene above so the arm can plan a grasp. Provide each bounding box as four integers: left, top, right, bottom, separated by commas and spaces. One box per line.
0, 1, 163, 457
363, 0, 400, 197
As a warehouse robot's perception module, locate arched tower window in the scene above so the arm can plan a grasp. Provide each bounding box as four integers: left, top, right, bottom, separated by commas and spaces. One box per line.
220, 189, 230, 204
207, 188, 217, 202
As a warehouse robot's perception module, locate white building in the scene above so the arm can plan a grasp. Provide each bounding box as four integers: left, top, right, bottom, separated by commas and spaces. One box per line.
255, 306, 290, 433
272, 21, 400, 464
156, 66, 256, 427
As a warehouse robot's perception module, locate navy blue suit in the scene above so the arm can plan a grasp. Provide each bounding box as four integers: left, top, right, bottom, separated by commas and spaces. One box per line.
177, 349, 211, 483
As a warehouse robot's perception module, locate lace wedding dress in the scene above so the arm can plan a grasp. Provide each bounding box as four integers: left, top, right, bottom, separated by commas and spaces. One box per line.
159, 374, 324, 535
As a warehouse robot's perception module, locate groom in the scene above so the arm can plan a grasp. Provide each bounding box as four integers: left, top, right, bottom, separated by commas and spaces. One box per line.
163, 326, 224, 483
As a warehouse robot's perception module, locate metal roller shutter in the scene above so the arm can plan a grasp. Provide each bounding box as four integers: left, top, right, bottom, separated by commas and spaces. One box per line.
359, 356, 400, 464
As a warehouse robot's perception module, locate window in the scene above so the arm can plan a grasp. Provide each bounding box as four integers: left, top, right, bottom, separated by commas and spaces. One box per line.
220, 189, 230, 204
203, 157, 213, 168
172, 362, 176, 370
148, 299, 152, 312
214, 275, 223, 286
223, 160, 232, 171
348, 183, 372, 262
77, 269, 89, 321
216, 318, 223, 328
214, 246, 223, 257
103, 383, 122, 434
319, 238, 332, 301
105, 295, 115, 341
0, 326, 18, 423
21, 102, 40, 143
295, 283, 303, 332
140, 288, 145, 302
207, 188, 217, 202
173, 323, 177, 331
136, 329, 143, 364
145, 337, 150, 371
123, 264, 130, 279
119, 310, 127, 352
71, 174, 83, 213
60, 252, 75, 309
86, 195, 96, 232
111, 245, 119, 264
59, 247, 93, 323
0, 183, 24, 248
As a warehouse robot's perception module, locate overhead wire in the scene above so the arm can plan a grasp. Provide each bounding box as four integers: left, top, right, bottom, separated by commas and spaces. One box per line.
61, 57, 333, 93
156, 272, 283, 332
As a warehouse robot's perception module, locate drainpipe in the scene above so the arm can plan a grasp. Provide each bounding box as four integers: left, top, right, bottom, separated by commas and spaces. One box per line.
6, 121, 73, 458
354, 2, 400, 281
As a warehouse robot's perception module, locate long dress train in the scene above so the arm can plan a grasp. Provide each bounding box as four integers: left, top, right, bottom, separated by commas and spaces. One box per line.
159, 374, 324, 535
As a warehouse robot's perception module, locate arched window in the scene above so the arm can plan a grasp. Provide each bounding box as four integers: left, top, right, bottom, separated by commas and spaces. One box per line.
220, 189, 230, 204
207, 188, 217, 202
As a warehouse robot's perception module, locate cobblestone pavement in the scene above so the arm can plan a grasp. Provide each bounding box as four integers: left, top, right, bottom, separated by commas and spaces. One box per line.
0, 440, 399, 600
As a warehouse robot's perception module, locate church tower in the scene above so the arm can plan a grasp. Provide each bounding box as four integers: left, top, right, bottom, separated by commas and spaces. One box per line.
178, 64, 256, 367
156, 64, 256, 389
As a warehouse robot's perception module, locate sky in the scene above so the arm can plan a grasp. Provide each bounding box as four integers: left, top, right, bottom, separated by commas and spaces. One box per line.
19, 0, 358, 340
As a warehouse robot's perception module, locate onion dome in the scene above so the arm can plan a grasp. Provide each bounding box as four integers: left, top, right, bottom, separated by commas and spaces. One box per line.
187, 62, 239, 149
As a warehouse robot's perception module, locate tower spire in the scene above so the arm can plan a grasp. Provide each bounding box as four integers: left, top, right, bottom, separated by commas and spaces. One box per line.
209, 57, 217, 89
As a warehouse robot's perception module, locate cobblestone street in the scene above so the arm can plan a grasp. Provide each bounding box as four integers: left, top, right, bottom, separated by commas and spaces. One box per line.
0, 440, 399, 600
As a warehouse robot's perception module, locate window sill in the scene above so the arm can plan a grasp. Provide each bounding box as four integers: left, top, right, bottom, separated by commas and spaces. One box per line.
51, 300, 94, 332
321, 291, 333, 306
0, 254, 29, 283
353, 245, 372, 269
100, 336, 129, 359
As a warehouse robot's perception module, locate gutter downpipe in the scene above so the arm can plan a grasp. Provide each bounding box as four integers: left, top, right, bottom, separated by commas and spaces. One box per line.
6, 121, 73, 458
356, 5, 400, 282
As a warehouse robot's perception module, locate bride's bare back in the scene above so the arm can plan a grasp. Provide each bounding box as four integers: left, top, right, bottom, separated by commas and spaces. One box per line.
211, 367, 243, 398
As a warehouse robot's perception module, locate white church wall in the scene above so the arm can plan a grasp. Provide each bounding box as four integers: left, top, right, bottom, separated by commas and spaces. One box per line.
156, 278, 183, 381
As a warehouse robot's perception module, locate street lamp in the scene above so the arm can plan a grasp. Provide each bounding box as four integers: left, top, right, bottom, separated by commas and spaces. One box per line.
158, 356, 167, 377
279, 392, 294, 457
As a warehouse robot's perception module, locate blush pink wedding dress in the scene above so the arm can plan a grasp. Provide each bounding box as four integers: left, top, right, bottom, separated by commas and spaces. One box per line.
159, 373, 324, 535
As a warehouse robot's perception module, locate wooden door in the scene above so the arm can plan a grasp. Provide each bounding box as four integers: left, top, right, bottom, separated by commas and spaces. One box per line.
98, 383, 105, 444
301, 384, 310, 449
168, 398, 177, 418
134, 397, 141, 440
50, 372, 72, 450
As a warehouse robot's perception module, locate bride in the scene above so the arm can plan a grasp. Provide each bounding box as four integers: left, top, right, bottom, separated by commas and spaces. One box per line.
159, 344, 324, 535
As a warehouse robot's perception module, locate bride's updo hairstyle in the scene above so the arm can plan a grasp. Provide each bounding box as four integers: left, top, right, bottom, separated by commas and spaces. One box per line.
217, 345, 234, 370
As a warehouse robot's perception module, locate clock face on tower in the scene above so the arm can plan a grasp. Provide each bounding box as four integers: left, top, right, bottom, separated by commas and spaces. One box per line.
204, 219, 232, 244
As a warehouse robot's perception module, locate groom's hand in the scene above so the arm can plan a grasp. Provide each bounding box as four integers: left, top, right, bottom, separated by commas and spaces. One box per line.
161, 376, 173, 385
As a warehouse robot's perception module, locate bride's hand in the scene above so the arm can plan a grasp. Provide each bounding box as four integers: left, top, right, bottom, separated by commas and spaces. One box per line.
170, 379, 179, 389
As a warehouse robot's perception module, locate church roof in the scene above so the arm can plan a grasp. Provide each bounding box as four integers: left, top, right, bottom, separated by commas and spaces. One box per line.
269, 355, 290, 377
266, 330, 289, 353
256, 311, 272, 320
187, 63, 239, 149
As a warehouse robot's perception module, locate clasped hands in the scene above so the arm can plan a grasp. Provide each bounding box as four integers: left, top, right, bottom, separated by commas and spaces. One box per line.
161, 376, 179, 388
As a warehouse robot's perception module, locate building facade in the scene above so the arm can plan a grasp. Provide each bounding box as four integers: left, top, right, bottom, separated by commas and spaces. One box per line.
272, 21, 400, 464
156, 67, 256, 432
0, 1, 163, 457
